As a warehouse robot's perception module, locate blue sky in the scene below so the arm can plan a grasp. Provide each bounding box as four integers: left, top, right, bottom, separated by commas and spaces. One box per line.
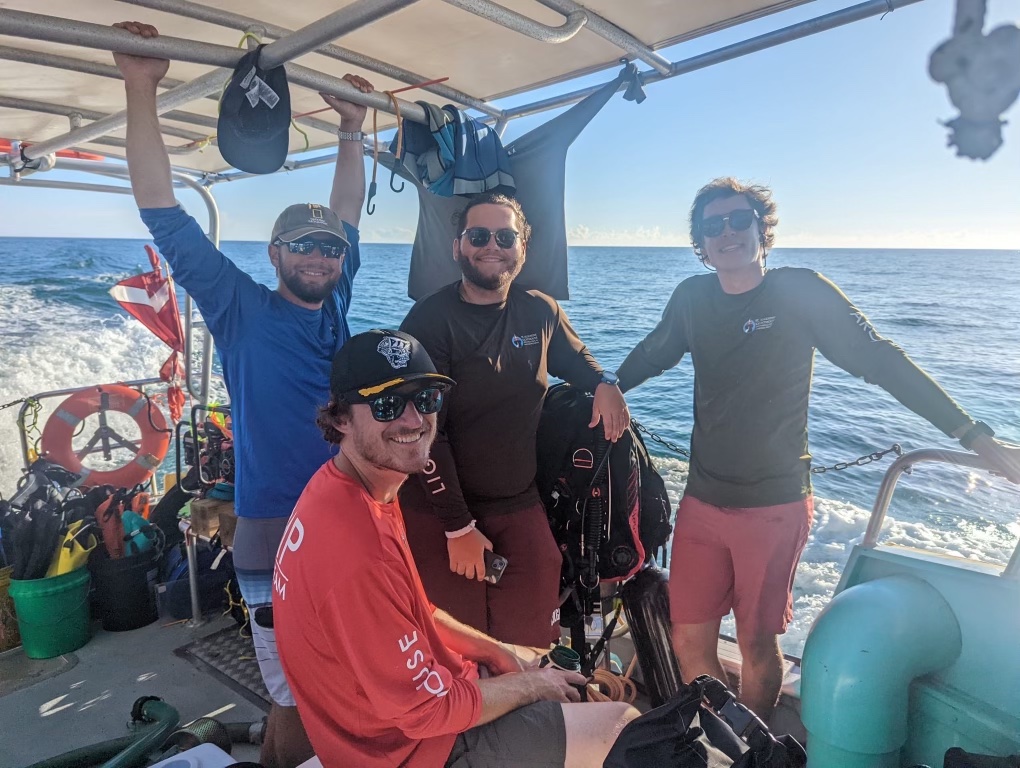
2, 0, 1018, 248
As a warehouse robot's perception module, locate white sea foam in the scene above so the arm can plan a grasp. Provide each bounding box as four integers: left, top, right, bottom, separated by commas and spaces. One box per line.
651, 456, 1013, 656
0, 283, 1013, 659
0, 285, 174, 490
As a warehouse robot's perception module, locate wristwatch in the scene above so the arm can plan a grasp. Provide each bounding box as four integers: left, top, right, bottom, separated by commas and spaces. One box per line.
336, 129, 365, 142
599, 370, 620, 387
957, 420, 994, 450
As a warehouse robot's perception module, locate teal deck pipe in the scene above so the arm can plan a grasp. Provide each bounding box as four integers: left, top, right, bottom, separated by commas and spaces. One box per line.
801, 575, 962, 768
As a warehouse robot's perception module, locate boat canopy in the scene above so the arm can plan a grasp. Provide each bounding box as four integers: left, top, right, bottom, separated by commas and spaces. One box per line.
0, 0, 861, 176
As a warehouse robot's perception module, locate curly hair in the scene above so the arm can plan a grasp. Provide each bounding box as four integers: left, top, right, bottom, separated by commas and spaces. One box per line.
689, 178, 779, 265
453, 193, 532, 249
316, 397, 354, 445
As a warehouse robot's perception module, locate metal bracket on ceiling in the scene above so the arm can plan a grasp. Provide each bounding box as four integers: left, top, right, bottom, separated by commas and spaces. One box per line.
533, 0, 671, 74
442, 0, 587, 44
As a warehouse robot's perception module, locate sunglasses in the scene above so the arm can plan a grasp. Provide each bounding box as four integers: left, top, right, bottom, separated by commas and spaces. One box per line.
461, 227, 519, 249
701, 208, 759, 239
364, 387, 446, 422
276, 238, 349, 259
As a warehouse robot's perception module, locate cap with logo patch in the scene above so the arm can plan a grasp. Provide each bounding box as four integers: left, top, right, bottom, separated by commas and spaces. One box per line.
271, 203, 350, 246
217, 44, 291, 175
330, 329, 455, 402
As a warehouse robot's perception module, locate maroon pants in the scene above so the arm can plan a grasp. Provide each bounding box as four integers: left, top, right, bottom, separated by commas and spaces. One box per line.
402, 501, 562, 647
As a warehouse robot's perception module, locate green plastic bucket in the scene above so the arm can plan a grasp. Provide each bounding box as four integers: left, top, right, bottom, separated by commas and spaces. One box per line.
8, 569, 91, 659
0, 566, 20, 652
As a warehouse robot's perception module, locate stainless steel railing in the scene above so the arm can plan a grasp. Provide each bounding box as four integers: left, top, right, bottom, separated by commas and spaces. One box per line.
863, 448, 1019, 580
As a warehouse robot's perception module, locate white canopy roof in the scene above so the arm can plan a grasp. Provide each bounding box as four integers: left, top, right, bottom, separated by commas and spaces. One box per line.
0, 0, 813, 174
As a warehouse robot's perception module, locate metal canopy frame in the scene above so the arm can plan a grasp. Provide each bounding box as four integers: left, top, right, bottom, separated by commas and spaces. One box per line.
0, 0, 927, 172
0, 0, 929, 407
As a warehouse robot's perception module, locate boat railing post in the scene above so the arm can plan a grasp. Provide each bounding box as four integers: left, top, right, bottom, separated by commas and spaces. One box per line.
1003, 541, 1020, 581
182, 524, 205, 628
863, 448, 1007, 549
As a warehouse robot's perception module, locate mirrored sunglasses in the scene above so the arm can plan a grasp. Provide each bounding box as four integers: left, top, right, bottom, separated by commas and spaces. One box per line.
461, 227, 519, 249
701, 208, 759, 239
277, 238, 349, 259
365, 386, 446, 422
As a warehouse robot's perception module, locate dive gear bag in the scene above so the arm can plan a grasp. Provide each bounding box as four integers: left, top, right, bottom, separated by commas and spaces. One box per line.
159, 538, 234, 619
536, 383, 672, 584
603, 675, 807, 768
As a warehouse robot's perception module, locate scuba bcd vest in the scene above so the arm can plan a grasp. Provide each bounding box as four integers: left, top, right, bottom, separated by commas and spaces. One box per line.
536, 383, 673, 587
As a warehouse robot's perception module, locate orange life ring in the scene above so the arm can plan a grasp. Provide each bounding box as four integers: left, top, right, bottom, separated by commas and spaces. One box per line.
41, 385, 170, 489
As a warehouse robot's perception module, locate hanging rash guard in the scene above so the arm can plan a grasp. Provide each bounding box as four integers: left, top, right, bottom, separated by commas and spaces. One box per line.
399, 282, 602, 531
617, 268, 972, 509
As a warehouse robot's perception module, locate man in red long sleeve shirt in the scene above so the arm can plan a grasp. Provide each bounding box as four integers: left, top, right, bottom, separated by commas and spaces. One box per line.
273, 330, 638, 768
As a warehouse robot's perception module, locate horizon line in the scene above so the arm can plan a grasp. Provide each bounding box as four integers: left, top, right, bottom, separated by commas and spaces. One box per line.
0, 234, 1017, 253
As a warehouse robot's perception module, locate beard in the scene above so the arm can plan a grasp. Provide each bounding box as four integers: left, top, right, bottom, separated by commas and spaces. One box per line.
279, 262, 341, 304
349, 420, 437, 475
459, 254, 523, 291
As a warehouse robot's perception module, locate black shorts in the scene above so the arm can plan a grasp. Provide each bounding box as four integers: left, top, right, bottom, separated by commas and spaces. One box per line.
445, 701, 566, 767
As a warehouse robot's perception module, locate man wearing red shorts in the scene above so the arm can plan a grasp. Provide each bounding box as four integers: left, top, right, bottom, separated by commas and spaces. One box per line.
616, 178, 1020, 720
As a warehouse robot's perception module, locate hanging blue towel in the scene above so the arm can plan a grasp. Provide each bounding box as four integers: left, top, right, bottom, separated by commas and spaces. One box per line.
393, 103, 514, 197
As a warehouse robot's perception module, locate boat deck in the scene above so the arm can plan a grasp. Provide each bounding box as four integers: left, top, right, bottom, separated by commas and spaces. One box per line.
0, 614, 265, 767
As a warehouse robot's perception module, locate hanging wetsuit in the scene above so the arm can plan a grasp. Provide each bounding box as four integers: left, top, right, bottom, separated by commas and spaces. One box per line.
388, 65, 641, 300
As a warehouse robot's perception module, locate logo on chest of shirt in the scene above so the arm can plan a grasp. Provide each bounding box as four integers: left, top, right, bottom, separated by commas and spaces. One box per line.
742, 316, 776, 334
511, 333, 540, 349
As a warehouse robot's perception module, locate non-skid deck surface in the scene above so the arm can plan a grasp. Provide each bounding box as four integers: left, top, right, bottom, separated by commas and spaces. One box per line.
0, 649, 76, 699
176, 625, 270, 709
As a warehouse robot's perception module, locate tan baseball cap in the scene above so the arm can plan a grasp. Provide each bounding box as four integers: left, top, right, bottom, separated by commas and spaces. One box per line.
271, 203, 350, 245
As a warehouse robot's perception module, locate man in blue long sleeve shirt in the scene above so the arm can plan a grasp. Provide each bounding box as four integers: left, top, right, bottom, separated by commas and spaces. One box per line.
114, 20, 373, 768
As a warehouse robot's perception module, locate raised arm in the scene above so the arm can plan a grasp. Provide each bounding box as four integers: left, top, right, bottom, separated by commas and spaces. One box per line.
804, 271, 1020, 482
113, 22, 175, 209
321, 74, 373, 228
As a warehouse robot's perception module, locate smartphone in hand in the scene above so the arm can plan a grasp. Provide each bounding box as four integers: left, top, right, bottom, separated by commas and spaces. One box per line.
483, 550, 508, 584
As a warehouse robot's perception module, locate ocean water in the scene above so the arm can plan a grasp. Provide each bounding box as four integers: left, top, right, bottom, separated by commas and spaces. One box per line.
1, 237, 1018, 656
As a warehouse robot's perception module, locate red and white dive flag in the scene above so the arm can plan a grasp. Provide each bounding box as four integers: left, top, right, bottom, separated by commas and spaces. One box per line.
109, 245, 186, 420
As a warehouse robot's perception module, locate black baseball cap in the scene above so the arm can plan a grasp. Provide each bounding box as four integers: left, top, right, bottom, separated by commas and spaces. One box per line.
331, 330, 455, 402
218, 45, 291, 175
271, 204, 350, 246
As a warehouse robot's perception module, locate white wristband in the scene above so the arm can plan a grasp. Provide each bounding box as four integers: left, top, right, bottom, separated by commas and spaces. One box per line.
445, 520, 477, 539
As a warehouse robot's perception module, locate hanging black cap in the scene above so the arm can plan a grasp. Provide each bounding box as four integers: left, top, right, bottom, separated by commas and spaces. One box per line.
217, 45, 291, 174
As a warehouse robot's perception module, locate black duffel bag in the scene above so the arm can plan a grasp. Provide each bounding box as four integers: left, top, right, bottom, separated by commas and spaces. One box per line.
604, 675, 806, 768
943, 749, 1020, 768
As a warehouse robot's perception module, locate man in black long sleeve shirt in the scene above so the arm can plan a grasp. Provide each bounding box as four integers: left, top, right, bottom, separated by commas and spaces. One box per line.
400, 194, 629, 647
617, 178, 1020, 720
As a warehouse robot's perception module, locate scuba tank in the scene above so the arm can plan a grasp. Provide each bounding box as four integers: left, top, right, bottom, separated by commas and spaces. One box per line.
621, 565, 683, 707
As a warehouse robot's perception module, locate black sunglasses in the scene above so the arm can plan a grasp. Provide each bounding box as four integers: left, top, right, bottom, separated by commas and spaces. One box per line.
701, 209, 759, 239
276, 238, 349, 259
461, 227, 519, 249
364, 387, 446, 423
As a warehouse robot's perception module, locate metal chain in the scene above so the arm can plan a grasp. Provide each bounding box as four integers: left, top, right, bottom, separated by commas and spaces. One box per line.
0, 397, 27, 410
633, 418, 902, 475
809, 443, 903, 474
631, 419, 691, 458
